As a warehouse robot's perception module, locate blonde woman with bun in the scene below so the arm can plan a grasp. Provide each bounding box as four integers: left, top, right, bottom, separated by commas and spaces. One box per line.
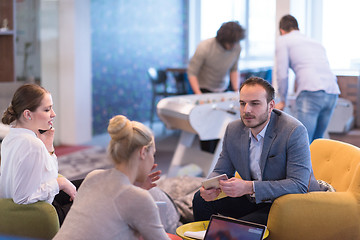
0, 83, 79, 225
54, 115, 173, 240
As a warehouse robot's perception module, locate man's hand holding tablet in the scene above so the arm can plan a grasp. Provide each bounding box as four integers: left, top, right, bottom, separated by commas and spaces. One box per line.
202, 174, 228, 190
200, 174, 231, 201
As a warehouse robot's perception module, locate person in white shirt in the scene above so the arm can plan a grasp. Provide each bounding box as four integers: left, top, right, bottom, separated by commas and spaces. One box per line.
275, 14, 340, 142
0, 83, 77, 225
54, 115, 172, 240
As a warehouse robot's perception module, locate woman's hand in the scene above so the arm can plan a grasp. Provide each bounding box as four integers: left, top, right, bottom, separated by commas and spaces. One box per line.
57, 176, 77, 201
38, 127, 55, 153
134, 163, 161, 190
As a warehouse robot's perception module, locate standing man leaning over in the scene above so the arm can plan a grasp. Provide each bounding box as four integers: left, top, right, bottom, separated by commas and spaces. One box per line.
187, 21, 245, 153
275, 14, 340, 143
187, 21, 245, 95
192, 77, 321, 225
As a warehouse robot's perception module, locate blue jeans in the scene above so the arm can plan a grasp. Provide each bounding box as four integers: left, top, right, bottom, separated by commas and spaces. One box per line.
295, 90, 338, 143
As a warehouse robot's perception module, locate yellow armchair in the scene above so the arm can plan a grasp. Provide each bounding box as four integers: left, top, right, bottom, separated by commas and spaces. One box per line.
267, 139, 360, 240
0, 199, 59, 239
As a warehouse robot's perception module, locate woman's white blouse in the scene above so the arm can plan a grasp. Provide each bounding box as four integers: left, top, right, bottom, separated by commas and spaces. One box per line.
0, 128, 59, 204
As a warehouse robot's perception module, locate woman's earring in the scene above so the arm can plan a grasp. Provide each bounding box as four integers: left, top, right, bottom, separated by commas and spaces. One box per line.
28, 117, 31, 120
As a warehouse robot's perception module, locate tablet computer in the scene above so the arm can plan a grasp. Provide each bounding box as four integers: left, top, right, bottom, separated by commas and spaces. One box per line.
202, 174, 228, 190
204, 215, 267, 240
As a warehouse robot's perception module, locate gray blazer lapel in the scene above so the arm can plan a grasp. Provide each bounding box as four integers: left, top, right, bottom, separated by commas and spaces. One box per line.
260, 112, 277, 175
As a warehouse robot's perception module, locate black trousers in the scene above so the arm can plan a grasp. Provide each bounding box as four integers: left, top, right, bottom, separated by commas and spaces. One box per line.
192, 190, 271, 225
52, 179, 83, 226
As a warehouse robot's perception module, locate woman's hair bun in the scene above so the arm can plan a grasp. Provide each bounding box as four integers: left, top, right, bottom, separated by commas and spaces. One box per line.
107, 115, 133, 141
2, 105, 16, 124
6, 105, 15, 115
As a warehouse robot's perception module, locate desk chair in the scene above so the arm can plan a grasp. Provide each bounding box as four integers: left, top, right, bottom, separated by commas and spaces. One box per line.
171, 71, 188, 95
148, 67, 182, 129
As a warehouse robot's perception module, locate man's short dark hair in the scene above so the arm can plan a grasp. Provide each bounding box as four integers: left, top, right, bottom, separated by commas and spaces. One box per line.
240, 77, 275, 103
279, 14, 299, 32
216, 21, 246, 46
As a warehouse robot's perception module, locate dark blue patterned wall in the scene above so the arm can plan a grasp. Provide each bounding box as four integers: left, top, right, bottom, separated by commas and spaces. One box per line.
91, 0, 188, 135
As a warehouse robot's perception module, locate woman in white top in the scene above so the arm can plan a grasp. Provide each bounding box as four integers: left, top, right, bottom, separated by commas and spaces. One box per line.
0, 83, 77, 225
54, 115, 172, 240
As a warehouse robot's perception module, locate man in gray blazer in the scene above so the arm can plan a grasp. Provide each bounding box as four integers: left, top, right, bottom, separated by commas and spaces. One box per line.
193, 77, 321, 225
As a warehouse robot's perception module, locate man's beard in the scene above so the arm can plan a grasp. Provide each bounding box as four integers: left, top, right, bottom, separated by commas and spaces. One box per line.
241, 108, 269, 129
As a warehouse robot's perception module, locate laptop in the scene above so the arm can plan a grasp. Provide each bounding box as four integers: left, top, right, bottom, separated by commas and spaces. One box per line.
203, 215, 267, 240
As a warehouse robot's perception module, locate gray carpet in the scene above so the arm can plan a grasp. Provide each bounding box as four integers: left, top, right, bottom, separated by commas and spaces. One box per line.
58, 146, 111, 181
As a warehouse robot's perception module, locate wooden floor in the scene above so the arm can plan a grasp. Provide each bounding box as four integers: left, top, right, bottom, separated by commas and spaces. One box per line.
329, 128, 360, 148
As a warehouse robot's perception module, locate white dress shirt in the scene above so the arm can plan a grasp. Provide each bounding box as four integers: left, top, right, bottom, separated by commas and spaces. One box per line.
249, 123, 269, 199
249, 123, 269, 181
276, 30, 340, 103
0, 128, 59, 204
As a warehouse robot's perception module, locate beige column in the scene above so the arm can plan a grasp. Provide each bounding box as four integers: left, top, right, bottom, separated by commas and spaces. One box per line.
40, 0, 92, 145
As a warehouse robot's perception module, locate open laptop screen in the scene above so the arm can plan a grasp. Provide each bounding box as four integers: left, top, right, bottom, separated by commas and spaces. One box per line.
204, 215, 266, 240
